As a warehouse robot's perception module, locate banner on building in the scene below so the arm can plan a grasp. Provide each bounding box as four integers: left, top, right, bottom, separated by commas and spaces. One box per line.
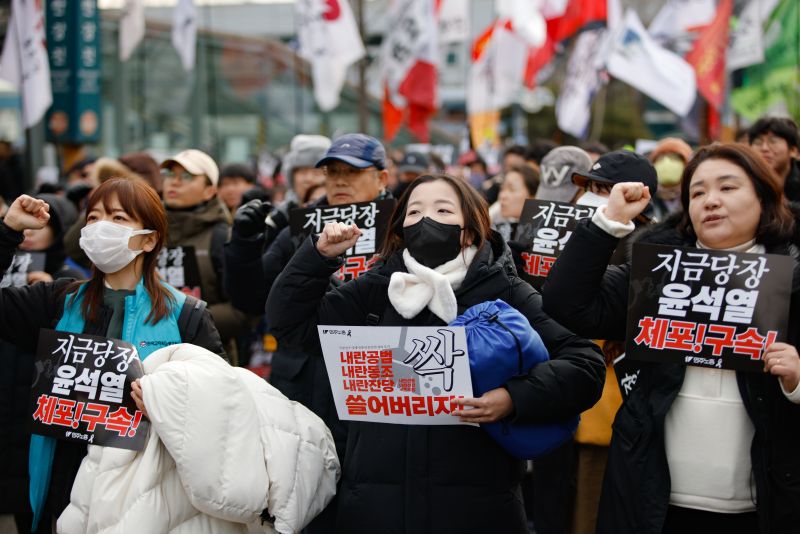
318, 325, 473, 425
625, 243, 792, 372
45, 0, 102, 143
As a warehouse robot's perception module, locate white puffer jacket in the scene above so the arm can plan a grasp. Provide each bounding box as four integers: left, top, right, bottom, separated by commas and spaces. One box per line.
58, 343, 340, 534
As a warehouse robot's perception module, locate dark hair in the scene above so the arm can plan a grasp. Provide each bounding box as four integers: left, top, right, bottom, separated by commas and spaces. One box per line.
71, 178, 175, 325
378, 174, 491, 259
504, 164, 539, 197
219, 163, 256, 184
119, 152, 162, 193
503, 145, 527, 158
748, 116, 799, 149
525, 139, 557, 164
677, 143, 795, 247
302, 183, 325, 205
580, 141, 610, 156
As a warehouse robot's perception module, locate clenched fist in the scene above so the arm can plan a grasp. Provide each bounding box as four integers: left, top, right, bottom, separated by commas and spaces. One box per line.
316, 222, 362, 258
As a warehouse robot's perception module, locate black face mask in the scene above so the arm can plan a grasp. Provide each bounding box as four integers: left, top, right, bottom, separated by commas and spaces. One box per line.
403, 217, 463, 269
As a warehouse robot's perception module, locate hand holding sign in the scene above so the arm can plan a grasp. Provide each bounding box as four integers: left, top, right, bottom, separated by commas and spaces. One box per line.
605, 182, 651, 225
131, 379, 149, 419
4, 195, 50, 232
453, 387, 514, 423
763, 342, 800, 393
317, 222, 362, 258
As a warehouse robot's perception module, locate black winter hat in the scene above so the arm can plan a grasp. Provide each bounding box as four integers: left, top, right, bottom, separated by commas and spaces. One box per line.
572, 150, 658, 196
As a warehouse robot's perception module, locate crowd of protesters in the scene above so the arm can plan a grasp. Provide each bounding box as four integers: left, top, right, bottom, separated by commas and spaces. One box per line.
0, 114, 797, 534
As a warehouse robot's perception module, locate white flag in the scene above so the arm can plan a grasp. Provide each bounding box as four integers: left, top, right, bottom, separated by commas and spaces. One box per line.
556, 29, 606, 138
296, 0, 365, 112
495, 0, 546, 47
0, 0, 52, 128
727, 0, 779, 71
607, 9, 697, 117
466, 22, 528, 114
648, 0, 716, 41
438, 0, 470, 44
120, 0, 145, 61
172, 0, 197, 71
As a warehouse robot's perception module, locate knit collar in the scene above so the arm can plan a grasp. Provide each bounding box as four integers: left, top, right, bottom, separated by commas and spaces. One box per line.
387, 246, 478, 323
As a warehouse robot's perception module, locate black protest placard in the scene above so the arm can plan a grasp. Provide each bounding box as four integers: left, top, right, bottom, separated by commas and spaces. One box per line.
30, 330, 149, 450
290, 199, 396, 281
512, 199, 596, 288
157, 245, 202, 299
625, 243, 792, 372
0, 252, 46, 288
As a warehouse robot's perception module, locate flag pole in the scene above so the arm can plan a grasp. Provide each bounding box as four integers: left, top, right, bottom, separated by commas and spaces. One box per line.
355, 0, 368, 133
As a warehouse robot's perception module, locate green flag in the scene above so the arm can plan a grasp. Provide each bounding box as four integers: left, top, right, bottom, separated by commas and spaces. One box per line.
731, 0, 799, 121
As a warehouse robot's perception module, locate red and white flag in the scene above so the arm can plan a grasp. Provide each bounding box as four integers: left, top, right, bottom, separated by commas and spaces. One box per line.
0, 0, 52, 128
523, 0, 608, 89
381, 0, 438, 142
466, 20, 529, 115
297, 0, 365, 112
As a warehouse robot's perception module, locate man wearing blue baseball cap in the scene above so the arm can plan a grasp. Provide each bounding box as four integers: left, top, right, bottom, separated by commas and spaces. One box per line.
315, 133, 389, 205
223, 132, 391, 458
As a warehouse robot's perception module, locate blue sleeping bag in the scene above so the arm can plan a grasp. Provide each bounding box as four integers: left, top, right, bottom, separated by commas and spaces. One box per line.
450, 299, 579, 459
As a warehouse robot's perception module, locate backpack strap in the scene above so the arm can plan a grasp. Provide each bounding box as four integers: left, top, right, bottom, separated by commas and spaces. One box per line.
178, 294, 208, 341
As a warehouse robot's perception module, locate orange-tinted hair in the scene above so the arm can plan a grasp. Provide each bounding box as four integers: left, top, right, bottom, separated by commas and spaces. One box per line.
73, 178, 175, 325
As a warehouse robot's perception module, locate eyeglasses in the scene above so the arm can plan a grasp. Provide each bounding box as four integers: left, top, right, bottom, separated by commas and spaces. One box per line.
161, 168, 199, 182
323, 165, 377, 179
586, 181, 613, 195
751, 134, 787, 149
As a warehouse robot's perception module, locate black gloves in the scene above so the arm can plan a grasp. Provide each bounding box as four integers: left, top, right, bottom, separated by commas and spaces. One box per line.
233, 199, 272, 239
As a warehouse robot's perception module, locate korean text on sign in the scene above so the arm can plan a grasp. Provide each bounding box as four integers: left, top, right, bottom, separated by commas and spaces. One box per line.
319, 326, 474, 425
625, 244, 792, 372
30, 330, 149, 450
290, 199, 396, 281
515, 200, 595, 282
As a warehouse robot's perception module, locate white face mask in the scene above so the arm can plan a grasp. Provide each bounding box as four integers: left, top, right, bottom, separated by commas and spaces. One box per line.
79, 221, 154, 274
576, 191, 609, 208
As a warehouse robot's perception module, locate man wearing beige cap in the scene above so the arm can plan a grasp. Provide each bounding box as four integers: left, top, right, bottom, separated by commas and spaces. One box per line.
161, 149, 250, 360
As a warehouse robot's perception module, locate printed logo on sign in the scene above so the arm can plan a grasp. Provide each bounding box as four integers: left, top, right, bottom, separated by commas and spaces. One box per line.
325, 329, 352, 337
139, 340, 180, 348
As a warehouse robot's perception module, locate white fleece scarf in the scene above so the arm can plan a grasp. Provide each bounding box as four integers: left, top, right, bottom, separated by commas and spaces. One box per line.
388, 246, 478, 323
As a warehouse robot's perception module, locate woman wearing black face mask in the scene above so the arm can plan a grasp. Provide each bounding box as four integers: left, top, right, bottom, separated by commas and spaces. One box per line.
266, 173, 605, 534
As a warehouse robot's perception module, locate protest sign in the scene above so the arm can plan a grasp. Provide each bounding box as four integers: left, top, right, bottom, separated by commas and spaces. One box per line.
291, 199, 396, 281
625, 243, 792, 371
30, 329, 149, 450
0, 251, 46, 288
156, 245, 202, 298
512, 199, 596, 288
318, 325, 474, 425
